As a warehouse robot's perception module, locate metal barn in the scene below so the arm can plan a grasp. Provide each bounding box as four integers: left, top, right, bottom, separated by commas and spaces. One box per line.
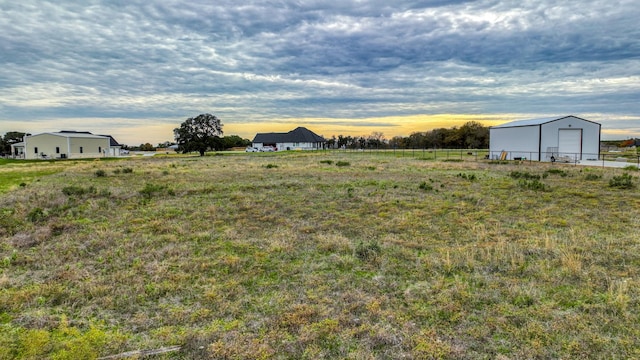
489, 115, 601, 162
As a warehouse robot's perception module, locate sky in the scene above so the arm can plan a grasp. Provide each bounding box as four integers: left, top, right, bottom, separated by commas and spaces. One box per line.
1, 0, 639, 146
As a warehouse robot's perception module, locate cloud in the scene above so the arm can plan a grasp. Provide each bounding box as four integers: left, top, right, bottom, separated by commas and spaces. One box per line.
1, 0, 639, 144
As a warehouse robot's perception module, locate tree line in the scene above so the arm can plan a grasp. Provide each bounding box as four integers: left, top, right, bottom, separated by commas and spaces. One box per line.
327, 121, 490, 150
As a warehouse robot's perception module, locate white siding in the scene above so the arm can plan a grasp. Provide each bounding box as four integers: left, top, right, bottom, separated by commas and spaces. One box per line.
540, 116, 600, 161
489, 126, 541, 160
490, 116, 601, 162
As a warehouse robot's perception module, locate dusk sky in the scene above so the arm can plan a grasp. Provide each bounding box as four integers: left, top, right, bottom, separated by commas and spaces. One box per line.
1, 0, 639, 146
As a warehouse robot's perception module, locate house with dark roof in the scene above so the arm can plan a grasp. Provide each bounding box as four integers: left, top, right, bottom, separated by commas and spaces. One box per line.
11, 131, 123, 159
252, 127, 326, 151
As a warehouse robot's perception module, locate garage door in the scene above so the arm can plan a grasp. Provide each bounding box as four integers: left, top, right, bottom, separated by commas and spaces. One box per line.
558, 129, 582, 160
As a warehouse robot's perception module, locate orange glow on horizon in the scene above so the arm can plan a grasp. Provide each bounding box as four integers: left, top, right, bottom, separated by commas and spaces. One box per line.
226, 114, 515, 140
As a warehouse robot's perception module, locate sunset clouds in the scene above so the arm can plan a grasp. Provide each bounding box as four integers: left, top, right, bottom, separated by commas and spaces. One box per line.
1, 1, 639, 144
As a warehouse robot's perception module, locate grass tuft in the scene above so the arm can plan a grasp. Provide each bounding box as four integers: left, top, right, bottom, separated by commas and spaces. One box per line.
609, 173, 635, 189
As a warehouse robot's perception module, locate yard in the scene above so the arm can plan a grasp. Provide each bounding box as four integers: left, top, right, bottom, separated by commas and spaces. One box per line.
0, 152, 639, 359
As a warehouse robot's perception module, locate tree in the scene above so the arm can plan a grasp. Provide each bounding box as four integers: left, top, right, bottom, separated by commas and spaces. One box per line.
1, 131, 27, 155
139, 143, 155, 151
221, 135, 250, 150
174, 113, 224, 156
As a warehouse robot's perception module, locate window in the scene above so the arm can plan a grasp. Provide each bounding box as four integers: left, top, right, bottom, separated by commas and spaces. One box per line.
98, 146, 101, 153
79, 146, 83, 154
56, 147, 60, 154
34, 147, 38, 154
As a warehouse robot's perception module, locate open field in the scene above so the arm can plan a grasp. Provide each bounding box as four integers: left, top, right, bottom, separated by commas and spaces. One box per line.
1, 152, 639, 359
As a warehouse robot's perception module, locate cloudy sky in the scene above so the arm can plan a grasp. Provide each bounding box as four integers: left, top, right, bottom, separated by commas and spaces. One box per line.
1, 0, 639, 145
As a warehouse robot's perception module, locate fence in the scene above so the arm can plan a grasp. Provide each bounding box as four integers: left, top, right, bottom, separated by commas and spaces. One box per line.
324, 147, 640, 167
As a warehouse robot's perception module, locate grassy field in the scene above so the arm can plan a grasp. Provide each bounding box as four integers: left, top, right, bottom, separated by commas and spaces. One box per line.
1, 152, 639, 359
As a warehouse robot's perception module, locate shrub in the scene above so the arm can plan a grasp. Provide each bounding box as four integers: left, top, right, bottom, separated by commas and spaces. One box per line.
122, 168, 133, 174
139, 183, 169, 199
419, 181, 433, 191
27, 208, 46, 223
94, 170, 106, 177
62, 186, 96, 196
623, 165, 639, 171
264, 164, 278, 169
457, 173, 477, 181
510, 171, 541, 180
584, 174, 601, 181
319, 160, 333, 165
355, 240, 382, 262
442, 159, 463, 162
609, 173, 635, 189
518, 179, 549, 191
336, 161, 350, 167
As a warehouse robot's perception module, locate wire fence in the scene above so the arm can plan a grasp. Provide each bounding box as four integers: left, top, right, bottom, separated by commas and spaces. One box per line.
325, 147, 640, 167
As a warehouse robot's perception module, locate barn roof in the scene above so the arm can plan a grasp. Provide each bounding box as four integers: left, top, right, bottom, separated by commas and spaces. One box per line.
28, 131, 121, 145
491, 115, 599, 129
253, 127, 326, 143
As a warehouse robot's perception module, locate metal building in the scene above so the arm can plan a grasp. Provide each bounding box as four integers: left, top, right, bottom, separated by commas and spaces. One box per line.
489, 115, 601, 162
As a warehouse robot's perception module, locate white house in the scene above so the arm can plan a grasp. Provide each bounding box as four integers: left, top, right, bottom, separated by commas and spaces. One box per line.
252, 127, 326, 151
489, 115, 601, 162
11, 131, 122, 160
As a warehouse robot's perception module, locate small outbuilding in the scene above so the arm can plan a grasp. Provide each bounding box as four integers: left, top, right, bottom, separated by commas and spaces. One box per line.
489, 115, 601, 162
252, 127, 326, 151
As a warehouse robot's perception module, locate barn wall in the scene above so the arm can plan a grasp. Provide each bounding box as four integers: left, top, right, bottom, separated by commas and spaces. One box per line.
489, 126, 541, 160
24, 134, 67, 159
68, 137, 110, 159
540, 116, 601, 161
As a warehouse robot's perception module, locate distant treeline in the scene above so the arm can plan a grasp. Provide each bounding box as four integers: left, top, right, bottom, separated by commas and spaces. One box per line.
327, 121, 490, 149
128, 135, 252, 151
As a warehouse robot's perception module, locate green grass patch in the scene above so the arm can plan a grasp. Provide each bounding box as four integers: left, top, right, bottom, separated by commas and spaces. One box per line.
0, 167, 64, 194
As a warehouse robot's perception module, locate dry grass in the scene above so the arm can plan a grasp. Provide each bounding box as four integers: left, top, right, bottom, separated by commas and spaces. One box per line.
1, 152, 639, 359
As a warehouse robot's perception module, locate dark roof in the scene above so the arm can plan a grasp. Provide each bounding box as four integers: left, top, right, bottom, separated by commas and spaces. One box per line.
97, 134, 121, 147
252, 127, 326, 143
56, 131, 120, 146
59, 130, 93, 134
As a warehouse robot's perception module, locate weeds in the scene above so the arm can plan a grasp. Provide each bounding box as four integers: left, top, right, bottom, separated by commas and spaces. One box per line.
510, 171, 541, 180
518, 179, 549, 191
355, 240, 382, 263
319, 160, 333, 165
457, 173, 477, 181
62, 185, 96, 196
418, 181, 433, 191
336, 161, 350, 167
139, 183, 171, 199
545, 169, 568, 177
609, 173, 635, 189
94, 170, 106, 177
26, 208, 46, 223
